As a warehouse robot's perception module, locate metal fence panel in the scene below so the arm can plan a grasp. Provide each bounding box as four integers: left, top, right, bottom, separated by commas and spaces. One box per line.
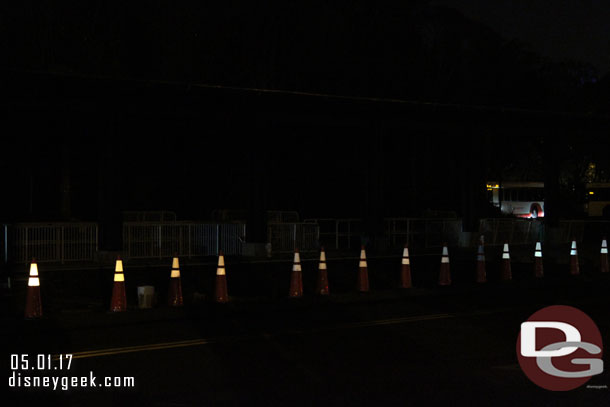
123, 222, 246, 259
298, 223, 320, 252
62, 224, 99, 262
267, 223, 296, 253
6, 223, 98, 263
554, 220, 610, 243
277, 218, 610, 252
304, 219, 362, 249
386, 218, 547, 248
478, 219, 544, 246
220, 223, 246, 255
385, 218, 463, 249
267, 222, 320, 253
191, 224, 219, 257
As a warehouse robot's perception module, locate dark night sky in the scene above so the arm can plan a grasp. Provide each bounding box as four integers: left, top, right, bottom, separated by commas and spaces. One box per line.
435, 0, 610, 76
2, 1, 606, 105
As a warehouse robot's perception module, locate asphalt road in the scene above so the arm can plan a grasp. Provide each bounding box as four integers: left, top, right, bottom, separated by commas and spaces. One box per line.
5, 264, 610, 406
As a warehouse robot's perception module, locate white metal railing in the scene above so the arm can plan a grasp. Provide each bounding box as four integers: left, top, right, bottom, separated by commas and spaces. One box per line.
385, 218, 542, 248
267, 222, 320, 253
122, 222, 246, 259
479, 219, 544, 246
385, 218, 610, 248
4, 222, 98, 263
303, 218, 362, 249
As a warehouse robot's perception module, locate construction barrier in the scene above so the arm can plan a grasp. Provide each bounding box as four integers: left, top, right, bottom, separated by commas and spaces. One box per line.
304, 218, 363, 250
4, 223, 98, 264
267, 223, 319, 253
123, 222, 246, 259
4, 218, 608, 265
384, 218, 610, 249
385, 218, 461, 249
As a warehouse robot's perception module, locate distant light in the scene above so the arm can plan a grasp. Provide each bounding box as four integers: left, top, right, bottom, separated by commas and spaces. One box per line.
589, 191, 595, 195
486, 184, 499, 189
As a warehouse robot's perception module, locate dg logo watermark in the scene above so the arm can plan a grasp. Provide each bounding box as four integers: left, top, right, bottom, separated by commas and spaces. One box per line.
517, 305, 604, 391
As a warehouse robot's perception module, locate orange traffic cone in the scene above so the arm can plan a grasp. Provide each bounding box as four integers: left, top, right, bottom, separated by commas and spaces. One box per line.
315, 247, 329, 295
534, 242, 544, 278
400, 244, 412, 288
438, 244, 451, 286
24, 259, 42, 319
215, 250, 229, 303
357, 246, 369, 292
601, 238, 608, 274
168, 255, 183, 307
569, 240, 580, 276
110, 256, 127, 312
289, 249, 303, 298
500, 243, 512, 281
475, 237, 487, 283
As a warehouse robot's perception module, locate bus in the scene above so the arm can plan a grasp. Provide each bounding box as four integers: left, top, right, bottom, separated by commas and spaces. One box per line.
584, 183, 610, 217
487, 181, 544, 218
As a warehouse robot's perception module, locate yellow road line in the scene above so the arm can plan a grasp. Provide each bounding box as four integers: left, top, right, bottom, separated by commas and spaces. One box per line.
56, 313, 453, 360
54, 338, 213, 360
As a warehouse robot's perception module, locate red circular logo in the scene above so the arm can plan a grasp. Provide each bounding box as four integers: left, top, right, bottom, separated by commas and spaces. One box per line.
516, 305, 603, 391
